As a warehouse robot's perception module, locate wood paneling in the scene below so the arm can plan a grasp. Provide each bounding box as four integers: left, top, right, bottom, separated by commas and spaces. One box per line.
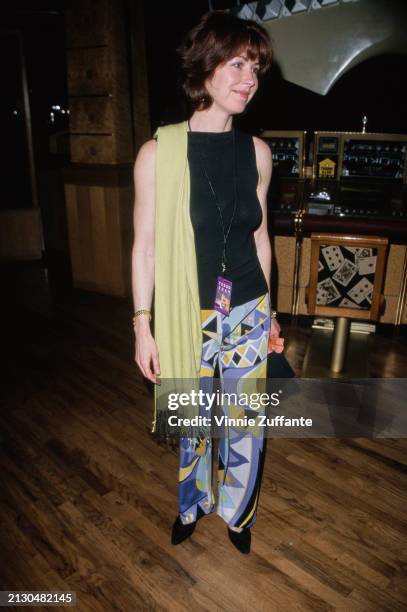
64, 180, 132, 296
383, 245, 407, 324
66, 47, 111, 97
63, 0, 149, 298
64, 164, 132, 188
274, 236, 296, 313
273, 236, 311, 316
276, 285, 294, 314
0, 209, 43, 260
65, 0, 108, 48
65, 0, 135, 165
69, 97, 114, 134
70, 135, 116, 165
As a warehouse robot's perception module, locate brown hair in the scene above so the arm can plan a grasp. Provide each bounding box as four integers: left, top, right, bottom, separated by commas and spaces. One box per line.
178, 11, 273, 111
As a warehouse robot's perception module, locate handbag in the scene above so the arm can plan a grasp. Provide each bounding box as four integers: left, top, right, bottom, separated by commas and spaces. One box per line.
267, 350, 296, 378
267, 334, 296, 378
266, 337, 297, 406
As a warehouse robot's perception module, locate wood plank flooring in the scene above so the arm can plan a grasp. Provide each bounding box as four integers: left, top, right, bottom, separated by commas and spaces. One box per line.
0, 265, 406, 611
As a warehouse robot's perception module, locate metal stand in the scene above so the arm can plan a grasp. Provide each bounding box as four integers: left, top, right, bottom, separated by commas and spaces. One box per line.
302, 318, 371, 378
330, 317, 350, 373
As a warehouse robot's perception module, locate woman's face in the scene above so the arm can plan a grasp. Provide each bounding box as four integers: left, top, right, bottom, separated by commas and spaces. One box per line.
205, 51, 260, 116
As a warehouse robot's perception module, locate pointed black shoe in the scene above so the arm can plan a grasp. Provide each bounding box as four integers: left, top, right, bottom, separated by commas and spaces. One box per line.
171, 516, 196, 545
171, 506, 207, 545
227, 526, 251, 554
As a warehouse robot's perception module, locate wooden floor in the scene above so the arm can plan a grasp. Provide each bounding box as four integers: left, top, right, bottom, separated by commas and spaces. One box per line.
1, 263, 407, 611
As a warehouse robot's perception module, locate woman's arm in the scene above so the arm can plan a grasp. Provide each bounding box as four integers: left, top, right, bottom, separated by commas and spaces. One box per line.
253, 136, 281, 337
253, 136, 272, 291
132, 139, 160, 383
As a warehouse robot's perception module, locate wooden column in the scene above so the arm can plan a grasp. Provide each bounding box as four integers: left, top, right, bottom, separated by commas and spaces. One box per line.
63, 0, 150, 296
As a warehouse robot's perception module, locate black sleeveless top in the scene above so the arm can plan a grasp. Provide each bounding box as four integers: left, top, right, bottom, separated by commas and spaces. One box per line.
188, 128, 268, 309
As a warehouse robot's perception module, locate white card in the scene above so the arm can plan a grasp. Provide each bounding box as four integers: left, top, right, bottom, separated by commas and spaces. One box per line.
358, 256, 376, 276
333, 259, 357, 286
317, 287, 328, 304
321, 246, 344, 271
339, 297, 361, 309
317, 278, 340, 304
357, 247, 373, 258
347, 278, 374, 304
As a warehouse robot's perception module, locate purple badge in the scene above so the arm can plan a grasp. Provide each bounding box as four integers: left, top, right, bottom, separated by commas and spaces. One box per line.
214, 276, 232, 315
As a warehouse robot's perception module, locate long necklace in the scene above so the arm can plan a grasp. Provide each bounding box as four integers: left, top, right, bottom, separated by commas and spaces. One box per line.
188, 119, 238, 275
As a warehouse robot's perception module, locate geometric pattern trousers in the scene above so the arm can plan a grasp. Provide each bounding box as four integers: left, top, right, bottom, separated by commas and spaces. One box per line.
178, 293, 270, 528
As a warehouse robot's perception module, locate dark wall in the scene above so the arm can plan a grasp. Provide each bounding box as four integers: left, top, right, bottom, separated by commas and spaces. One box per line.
241, 53, 407, 136
141, 0, 210, 130
142, 2, 407, 137
0, 2, 70, 270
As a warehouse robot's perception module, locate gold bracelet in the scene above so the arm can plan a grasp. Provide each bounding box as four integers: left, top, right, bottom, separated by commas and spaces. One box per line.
270, 310, 277, 319
133, 309, 151, 324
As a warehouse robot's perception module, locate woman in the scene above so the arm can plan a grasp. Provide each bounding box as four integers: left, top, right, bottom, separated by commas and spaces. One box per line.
132, 11, 280, 554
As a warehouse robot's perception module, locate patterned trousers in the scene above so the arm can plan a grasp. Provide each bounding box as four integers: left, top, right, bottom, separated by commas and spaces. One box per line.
178, 293, 270, 528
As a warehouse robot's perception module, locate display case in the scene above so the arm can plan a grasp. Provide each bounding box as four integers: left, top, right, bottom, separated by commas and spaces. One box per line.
262, 130, 307, 214
307, 131, 407, 219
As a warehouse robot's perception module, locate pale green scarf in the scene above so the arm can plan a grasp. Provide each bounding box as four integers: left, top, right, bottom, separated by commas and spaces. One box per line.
153, 121, 205, 437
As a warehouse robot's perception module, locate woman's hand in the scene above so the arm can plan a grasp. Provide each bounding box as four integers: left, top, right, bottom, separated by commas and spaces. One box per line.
270, 317, 281, 338
134, 320, 161, 384
268, 317, 284, 354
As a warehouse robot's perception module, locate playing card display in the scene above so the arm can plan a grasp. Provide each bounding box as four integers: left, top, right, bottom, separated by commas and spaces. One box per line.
321, 246, 344, 271
316, 244, 377, 310
317, 278, 341, 304
357, 256, 377, 276
356, 247, 372, 258
347, 278, 374, 304
339, 297, 361, 309
355, 248, 373, 267
332, 259, 357, 286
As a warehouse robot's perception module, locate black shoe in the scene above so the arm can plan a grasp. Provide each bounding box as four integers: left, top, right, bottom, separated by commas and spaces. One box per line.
171, 506, 208, 545
227, 526, 251, 554
171, 516, 196, 545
